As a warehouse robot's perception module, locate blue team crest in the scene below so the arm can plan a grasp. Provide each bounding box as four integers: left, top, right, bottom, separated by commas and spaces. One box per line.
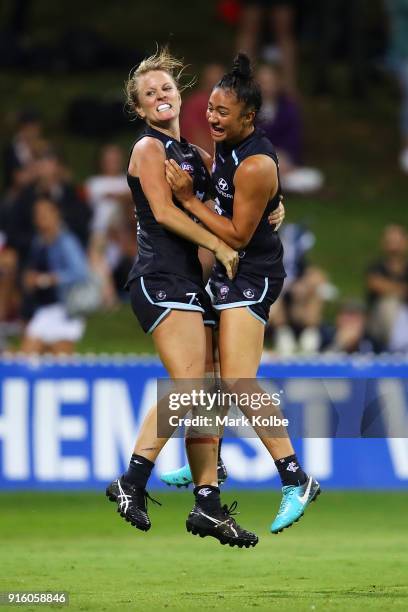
156, 291, 166, 301
243, 288, 255, 299
180, 162, 194, 174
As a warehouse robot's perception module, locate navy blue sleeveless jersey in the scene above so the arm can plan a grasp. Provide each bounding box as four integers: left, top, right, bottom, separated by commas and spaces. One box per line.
126, 125, 211, 285
212, 128, 285, 278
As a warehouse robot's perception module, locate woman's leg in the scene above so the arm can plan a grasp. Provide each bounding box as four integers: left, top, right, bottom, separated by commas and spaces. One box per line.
107, 310, 213, 530
185, 325, 219, 487
218, 307, 320, 534
133, 310, 208, 462
218, 307, 295, 460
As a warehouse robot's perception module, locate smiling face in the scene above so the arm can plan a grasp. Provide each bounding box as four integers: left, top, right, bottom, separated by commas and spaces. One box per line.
206, 87, 255, 145
135, 70, 181, 127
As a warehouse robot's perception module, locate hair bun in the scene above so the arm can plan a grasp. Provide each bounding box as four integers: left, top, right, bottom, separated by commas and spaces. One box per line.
231, 53, 252, 79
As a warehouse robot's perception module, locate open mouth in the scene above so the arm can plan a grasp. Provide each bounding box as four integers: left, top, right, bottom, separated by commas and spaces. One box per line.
210, 124, 225, 136
157, 103, 171, 112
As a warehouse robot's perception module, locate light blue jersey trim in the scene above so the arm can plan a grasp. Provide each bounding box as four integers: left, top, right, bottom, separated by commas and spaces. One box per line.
165, 140, 173, 148
140, 276, 155, 304
259, 277, 269, 301
140, 277, 204, 312
232, 150, 239, 166
205, 281, 216, 304
214, 300, 257, 310
158, 302, 204, 312
148, 308, 171, 334
246, 306, 267, 325
212, 278, 269, 310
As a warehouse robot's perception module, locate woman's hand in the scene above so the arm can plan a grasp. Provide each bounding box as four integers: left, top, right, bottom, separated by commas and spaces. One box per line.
165, 159, 194, 206
213, 238, 239, 280
268, 198, 285, 231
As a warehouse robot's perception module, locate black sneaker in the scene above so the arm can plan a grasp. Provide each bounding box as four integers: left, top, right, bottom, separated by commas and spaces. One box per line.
105, 477, 161, 532
186, 500, 258, 548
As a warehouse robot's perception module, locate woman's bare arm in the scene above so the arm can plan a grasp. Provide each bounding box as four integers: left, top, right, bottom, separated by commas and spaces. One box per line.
165, 155, 278, 250
130, 137, 238, 278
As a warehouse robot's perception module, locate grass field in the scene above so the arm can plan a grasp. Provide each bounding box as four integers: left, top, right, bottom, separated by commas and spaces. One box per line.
1, 491, 407, 611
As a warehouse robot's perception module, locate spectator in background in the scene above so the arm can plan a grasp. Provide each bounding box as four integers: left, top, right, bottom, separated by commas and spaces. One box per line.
278, 222, 315, 286
6, 149, 91, 264
235, 0, 298, 95
110, 224, 138, 300
0, 110, 49, 331
0, 236, 19, 324
366, 225, 408, 352
256, 63, 324, 193
20, 198, 89, 354
180, 63, 225, 154
3, 109, 47, 189
325, 299, 378, 354
268, 223, 313, 351
385, 0, 408, 172
85, 143, 135, 307
85, 144, 130, 238
1, 112, 48, 250
271, 266, 336, 355
267, 225, 338, 356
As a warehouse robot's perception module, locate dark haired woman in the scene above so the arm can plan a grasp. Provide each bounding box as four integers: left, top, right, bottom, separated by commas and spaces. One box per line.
166, 53, 320, 534
105, 48, 260, 549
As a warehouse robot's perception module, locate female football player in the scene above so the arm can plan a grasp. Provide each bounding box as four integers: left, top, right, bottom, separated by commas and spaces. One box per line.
106, 48, 260, 548
165, 53, 320, 534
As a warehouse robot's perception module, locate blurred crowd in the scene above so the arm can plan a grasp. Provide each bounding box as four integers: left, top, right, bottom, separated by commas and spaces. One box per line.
0, 0, 407, 356
0, 112, 137, 354
267, 222, 408, 356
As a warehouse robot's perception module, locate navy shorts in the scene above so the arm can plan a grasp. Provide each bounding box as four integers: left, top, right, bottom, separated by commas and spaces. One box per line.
129, 274, 216, 334
207, 269, 284, 325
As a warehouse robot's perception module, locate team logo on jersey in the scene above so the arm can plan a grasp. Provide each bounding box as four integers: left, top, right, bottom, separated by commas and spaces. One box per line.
156, 291, 167, 301
180, 161, 194, 174
214, 199, 224, 215
238, 250, 246, 259
243, 288, 255, 299
216, 177, 233, 199
217, 178, 229, 191
219, 285, 230, 301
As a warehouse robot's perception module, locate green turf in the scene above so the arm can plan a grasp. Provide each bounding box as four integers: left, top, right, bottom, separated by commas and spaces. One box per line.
76, 304, 155, 354
0, 491, 407, 611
